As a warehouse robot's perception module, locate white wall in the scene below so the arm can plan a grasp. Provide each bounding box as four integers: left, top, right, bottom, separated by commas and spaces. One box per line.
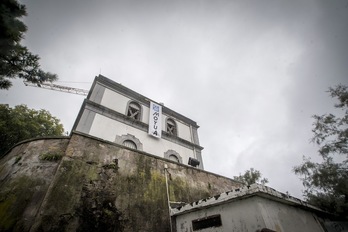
175, 197, 264, 232
174, 196, 325, 232
99, 87, 192, 142
100, 88, 133, 119
89, 113, 195, 164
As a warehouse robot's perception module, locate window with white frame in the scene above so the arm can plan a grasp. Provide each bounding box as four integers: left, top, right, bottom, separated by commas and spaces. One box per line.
122, 140, 137, 149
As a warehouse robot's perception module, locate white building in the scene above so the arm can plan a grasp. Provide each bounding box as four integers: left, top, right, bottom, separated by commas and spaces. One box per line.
171, 184, 332, 232
73, 75, 204, 169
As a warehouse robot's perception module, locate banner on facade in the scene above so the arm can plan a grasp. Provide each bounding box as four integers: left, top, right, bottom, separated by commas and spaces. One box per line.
148, 102, 162, 138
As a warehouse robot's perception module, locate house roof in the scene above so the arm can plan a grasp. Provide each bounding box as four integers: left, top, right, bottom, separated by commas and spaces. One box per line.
171, 183, 330, 217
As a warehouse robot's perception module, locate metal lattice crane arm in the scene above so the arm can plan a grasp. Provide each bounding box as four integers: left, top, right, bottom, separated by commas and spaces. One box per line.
23, 81, 89, 96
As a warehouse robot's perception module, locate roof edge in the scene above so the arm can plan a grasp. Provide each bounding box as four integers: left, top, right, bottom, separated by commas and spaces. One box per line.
171, 183, 330, 217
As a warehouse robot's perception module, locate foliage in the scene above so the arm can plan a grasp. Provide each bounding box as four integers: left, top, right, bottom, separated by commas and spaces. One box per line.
102, 159, 119, 172
294, 84, 348, 219
233, 168, 269, 185
13, 156, 21, 165
39, 152, 63, 161
0, 0, 57, 89
0, 104, 64, 156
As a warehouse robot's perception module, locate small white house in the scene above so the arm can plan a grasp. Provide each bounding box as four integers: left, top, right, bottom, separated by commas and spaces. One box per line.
171, 184, 332, 232
73, 75, 204, 169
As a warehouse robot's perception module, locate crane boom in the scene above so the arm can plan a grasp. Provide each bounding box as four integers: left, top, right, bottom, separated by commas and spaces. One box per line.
23, 81, 89, 96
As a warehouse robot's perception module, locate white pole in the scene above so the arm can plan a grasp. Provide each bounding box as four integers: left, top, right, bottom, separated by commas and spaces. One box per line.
164, 164, 173, 232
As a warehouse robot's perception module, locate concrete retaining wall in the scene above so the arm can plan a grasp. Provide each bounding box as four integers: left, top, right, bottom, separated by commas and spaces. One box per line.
0, 133, 242, 232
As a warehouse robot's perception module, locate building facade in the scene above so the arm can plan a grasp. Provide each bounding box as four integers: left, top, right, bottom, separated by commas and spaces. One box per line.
73, 75, 204, 169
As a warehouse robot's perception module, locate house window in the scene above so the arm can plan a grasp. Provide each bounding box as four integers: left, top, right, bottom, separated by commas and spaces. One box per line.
192, 214, 222, 231
169, 154, 180, 163
122, 140, 137, 149
115, 134, 143, 151
166, 118, 177, 136
164, 150, 182, 163
127, 101, 142, 120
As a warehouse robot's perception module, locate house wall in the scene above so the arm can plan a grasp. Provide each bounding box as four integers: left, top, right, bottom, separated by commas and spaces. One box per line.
258, 197, 325, 232
100, 87, 192, 142
88, 113, 196, 165
74, 76, 204, 168
174, 196, 326, 232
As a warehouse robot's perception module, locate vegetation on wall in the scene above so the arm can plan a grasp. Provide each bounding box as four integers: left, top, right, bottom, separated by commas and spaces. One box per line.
39, 152, 63, 161
0, 133, 242, 231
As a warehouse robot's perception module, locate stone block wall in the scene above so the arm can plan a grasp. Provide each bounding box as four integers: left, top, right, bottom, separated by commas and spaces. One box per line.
0, 133, 242, 232
0, 137, 70, 231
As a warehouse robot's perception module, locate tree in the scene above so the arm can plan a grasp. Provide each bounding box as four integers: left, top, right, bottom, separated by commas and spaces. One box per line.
0, 0, 57, 89
0, 104, 64, 156
233, 168, 269, 185
294, 84, 348, 219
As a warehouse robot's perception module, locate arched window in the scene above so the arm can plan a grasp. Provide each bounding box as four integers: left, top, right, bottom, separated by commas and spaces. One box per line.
169, 154, 180, 163
115, 134, 143, 151
166, 118, 177, 136
164, 150, 182, 163
126, 101, 142, 121
122, 140, 137, 149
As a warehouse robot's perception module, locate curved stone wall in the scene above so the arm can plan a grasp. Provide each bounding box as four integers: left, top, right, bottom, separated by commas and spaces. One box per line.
0, 133, 242, 232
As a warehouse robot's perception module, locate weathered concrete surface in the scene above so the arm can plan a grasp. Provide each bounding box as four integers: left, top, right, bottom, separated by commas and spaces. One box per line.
0, 133, 242, 232
174, 195, 327, 232
172, 184, 329, 232
0, 137, 69, 232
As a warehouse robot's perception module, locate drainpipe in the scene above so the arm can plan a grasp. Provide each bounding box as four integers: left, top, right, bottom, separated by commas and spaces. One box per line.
164, 164, 173, 232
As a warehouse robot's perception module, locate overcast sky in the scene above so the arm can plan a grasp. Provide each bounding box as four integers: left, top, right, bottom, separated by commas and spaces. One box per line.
1, 0, 348, 198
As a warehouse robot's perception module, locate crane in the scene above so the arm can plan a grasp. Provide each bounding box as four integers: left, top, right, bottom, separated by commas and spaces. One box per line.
23, 81, 89, 96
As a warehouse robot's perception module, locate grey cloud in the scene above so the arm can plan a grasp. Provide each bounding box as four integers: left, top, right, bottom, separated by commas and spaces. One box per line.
1, 0, 347, 199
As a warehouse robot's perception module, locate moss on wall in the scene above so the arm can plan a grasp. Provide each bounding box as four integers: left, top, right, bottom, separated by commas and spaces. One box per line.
39, 152, 63, 161
0, 176, 45, 231
0, 134, 242, 232
0, 138, 69, 232
34, 150, 218, 231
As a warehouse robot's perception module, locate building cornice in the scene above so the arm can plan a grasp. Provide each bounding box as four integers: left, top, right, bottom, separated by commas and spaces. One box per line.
171, 184, 331, 217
